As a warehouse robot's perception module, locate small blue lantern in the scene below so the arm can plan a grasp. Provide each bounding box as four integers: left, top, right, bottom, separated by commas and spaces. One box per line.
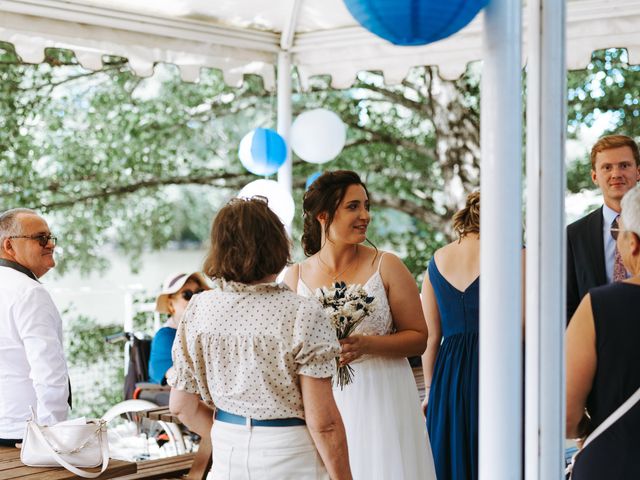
238, 128, 287, 176
343, 0, 488, 46
305, 172, 322, 190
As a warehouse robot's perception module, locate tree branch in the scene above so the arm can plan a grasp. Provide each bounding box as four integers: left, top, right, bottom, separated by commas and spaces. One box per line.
36, 169, 445, 229
37, 171, 253, 210
341, 121, 437, 158
20, 65, 126, 93
354, 82, 428, 114
373, 194, 448, 226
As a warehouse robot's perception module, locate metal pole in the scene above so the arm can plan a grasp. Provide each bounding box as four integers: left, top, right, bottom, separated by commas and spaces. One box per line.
123, 290, 134, 374
277, 51, 293, 228
525, 0, 566, 478
479, 0, 523, 477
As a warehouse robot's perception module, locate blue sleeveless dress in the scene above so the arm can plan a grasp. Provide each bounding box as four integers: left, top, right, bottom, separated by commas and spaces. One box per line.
425, 258, 479, 480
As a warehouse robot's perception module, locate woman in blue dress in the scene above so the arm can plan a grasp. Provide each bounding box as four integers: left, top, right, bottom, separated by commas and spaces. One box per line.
421, 191, 480, 480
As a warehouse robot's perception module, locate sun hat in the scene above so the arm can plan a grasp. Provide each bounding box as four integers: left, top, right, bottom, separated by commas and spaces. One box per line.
155, 272, 208, 314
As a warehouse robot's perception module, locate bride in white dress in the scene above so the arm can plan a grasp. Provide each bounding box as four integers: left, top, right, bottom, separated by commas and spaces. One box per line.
284, 170, 436, 480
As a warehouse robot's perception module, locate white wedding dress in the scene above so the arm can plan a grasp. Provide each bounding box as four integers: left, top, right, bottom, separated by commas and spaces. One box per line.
297, 256, 436, 480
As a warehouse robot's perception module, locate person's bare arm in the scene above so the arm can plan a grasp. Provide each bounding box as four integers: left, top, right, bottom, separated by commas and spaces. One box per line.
340, 254, 428, 364
300, 375, 352, 480
283, 264, 300, 292
420, 271, 441, 413
169, 388, 214, 438
565, 294, 597, 438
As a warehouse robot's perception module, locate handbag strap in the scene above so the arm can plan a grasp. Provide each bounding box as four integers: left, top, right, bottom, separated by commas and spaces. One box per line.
583, 386, 640, 449
28, 421, 110, 479
566, 385, 640, 478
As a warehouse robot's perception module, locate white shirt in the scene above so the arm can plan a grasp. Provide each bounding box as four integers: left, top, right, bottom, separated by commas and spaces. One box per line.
0, 266, 69, 439
602, 204, 619, 283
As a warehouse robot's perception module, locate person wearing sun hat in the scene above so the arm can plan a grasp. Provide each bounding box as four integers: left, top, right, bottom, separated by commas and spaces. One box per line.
148, 272, 209, 384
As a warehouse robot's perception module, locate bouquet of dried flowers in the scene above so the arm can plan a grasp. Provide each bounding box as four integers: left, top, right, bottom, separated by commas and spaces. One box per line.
316, 281, 376, 389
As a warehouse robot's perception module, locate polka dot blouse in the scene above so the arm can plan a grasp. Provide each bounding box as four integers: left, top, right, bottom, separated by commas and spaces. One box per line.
167, 278, 340, 420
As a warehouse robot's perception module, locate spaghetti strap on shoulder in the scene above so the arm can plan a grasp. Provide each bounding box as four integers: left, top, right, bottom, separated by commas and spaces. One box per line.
297, 263, 302, 281
376, 252, 387, 272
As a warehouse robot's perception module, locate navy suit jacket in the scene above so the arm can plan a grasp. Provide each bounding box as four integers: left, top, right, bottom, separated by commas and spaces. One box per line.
566, 207, 607, 322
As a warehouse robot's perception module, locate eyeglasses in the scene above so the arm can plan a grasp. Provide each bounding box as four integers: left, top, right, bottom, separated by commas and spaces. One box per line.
611, 228, 638, 241
8, 234, 57, 247
180, 288, 205, 301
228, 195, 269, 206
611, 227, 621, 241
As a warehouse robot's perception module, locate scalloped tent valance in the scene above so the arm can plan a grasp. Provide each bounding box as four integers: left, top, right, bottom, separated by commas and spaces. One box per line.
1, 0, 640, 88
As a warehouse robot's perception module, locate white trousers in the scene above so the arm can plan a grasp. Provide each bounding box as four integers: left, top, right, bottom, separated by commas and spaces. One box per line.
208, 420, 330, 480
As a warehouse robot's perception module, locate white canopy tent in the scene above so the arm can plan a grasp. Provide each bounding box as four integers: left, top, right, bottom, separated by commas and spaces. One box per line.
0, 1, 635, 478
1, 0, 639, 87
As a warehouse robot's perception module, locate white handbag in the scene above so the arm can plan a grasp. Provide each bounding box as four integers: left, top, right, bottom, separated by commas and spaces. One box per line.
20, 408, 110, 478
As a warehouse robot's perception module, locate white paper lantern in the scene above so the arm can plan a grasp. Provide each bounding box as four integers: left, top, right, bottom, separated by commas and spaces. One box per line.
237, 179, 295, 225
291, 109, 347, 164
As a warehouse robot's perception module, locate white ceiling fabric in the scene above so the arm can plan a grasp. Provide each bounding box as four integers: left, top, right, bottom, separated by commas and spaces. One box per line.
1, 0, 640, 88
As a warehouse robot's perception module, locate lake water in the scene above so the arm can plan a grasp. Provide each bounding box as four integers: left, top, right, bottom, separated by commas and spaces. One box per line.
46, 248, 208, 327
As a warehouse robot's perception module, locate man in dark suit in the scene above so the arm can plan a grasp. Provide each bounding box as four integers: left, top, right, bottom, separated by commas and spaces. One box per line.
567, 134, 640, 321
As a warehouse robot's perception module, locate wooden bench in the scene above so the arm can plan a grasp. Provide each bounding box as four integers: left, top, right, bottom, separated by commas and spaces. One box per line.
0, 446, 136, 480
136, 407, 212, 480
115, 453, 196, 480
413, 365, 427, 402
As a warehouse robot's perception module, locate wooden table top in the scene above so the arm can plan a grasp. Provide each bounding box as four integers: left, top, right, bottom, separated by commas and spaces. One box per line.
137, 406, 180, 424
0, 445, 137, 480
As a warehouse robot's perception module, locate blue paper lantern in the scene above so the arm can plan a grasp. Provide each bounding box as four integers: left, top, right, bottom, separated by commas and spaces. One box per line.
343, 0, 488, 46
238, 128, 287, 176
305, 172, 322, 190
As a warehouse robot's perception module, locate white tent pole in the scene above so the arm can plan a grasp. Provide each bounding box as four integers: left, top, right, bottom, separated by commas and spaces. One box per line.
277, 51, 293, 226
280, 0, 302, 51
525, 1, 542, 475
525, 0, 566, 478
479, 0, 523, 478
277, 1, 300, 231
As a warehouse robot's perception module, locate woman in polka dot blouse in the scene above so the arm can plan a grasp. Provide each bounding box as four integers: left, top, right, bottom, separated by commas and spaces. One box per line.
168, 197, 352, 480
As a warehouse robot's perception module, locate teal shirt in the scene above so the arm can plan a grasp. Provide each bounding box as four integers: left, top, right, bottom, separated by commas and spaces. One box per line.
148, 326, 177, 384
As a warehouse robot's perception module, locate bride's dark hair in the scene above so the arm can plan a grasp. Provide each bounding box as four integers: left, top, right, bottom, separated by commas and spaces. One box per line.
302, 170, 370, 257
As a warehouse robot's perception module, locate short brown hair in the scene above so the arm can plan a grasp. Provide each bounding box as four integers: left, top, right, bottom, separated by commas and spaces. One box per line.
590, 134, 640, 170
203, 197, 291, 283
452, 191, 480, 239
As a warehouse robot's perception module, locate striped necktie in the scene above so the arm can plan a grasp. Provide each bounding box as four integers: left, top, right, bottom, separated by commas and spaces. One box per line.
612, 215, 627, 282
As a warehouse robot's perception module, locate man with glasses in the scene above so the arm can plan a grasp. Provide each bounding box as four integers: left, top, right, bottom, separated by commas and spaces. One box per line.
567, 135, 640, 322
0, 208, 69, 447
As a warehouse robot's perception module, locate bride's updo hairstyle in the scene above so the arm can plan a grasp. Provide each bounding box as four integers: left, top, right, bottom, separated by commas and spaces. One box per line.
452, 191, 480, 240
203, 196, 291, 283
302, 170, 370, 256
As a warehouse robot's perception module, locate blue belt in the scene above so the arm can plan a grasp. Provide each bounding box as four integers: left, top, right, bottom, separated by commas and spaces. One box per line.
215, 409, 305, 427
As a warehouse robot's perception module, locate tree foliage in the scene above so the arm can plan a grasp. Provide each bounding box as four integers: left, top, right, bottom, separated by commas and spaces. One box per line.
3, 42, 635, 278
566, 48, 640, 193
2, 39, 634, 281
63, 310, 123, 417
1, 43, 485, 279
